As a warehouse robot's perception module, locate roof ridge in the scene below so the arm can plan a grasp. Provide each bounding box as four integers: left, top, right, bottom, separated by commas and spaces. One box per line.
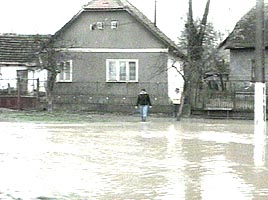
120, 0, 182, 54
0, 33, 51, 37
84, 0, 125, 9
55, 0, 185, 58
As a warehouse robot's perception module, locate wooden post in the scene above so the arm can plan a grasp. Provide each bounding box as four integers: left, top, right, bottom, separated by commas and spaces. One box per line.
255, 0, 266, 130
254, 0, 266, 167
7, 83, 11, 94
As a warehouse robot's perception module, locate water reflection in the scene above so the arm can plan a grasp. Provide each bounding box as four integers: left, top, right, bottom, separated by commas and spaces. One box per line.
201, 155, 254, 200
254, 135, 266, 167
0, 119, 267, 199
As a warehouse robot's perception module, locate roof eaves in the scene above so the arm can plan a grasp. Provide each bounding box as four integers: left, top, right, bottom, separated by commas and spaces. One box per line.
0, 62, 38, 67
123, 5, 185, 59
220, 5, 268, 49
53, 9, 84, 39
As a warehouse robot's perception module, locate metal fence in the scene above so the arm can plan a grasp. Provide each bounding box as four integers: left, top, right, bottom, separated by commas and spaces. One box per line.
0, 78, 44, 110
198, 80, 265, 112
0, 78, 46, 96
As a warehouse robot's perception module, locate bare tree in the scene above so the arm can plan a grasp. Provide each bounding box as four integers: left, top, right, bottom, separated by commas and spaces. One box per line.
184, 0, 211, 107
37, 39, 57, 112
172, 0, 226, 119
37, 37, 67, 112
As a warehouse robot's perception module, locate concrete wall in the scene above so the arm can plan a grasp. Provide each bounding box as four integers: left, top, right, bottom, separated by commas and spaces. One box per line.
58, 52, 167, 83
230, 48, 268, 81
167, 57, 184, 102
229, 49, 255, 81
54, 11, 166, 49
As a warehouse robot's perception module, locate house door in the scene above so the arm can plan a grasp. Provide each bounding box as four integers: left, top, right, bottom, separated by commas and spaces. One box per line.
17, 70, 28, 94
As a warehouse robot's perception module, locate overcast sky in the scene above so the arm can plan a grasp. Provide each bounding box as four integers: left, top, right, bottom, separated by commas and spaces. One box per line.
0, 0, 258, 41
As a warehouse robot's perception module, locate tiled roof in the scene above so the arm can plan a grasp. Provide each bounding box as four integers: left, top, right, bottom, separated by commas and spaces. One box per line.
0, 34, 51, 66
221, 5, 268, 49
57, 0, 185, 59
84, 0, 124, 9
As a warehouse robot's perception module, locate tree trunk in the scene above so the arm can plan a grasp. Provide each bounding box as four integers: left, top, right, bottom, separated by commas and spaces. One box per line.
46, 71, 57, 112
46, 90, 53, 112
176, 93, 185, 121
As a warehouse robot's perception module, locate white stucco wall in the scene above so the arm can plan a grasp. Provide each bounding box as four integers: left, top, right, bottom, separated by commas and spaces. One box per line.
28, 69, 48, 93
0, 66, 47, 93
167, 58, 184, 102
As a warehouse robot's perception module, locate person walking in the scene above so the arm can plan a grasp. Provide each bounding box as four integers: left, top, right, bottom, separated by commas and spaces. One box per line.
135, 89, 152, 122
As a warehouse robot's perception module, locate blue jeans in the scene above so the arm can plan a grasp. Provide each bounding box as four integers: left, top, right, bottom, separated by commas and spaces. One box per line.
140, 105, 149, 120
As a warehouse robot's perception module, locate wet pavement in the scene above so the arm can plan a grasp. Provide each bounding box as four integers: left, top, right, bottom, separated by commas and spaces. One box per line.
0, 118, 267, 200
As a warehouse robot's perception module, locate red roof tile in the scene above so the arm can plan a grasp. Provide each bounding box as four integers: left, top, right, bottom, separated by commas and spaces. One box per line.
84, 0, 124, 9
0, 34, 51, 66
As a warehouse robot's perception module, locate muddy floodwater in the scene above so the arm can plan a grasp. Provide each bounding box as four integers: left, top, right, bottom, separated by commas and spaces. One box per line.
0, 118, 267, 200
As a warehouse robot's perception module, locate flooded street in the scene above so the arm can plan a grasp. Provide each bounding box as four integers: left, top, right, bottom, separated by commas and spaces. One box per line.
0, 118, 268, 200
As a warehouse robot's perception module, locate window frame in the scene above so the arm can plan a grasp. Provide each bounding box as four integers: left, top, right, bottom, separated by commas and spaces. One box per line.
97, 22, 104, 30
57, 60, 73, 82
106, 59, 139, 83
111, 20, 118, 29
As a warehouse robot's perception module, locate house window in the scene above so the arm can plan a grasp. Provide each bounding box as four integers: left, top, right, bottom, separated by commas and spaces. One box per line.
89, 24, 97, 30
97, 22, 104, 30
106, 59, 138, 82
111, 20, 118, 29
57, 60, 72, 82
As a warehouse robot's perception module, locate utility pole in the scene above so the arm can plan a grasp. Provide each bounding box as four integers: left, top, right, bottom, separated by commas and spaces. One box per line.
254, 0, 266, 166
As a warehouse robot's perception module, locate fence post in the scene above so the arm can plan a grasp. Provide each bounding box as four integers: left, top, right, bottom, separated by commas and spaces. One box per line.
36, 78, 40, 109
7, 83, 11, 94
17, 77, 21, 110
233, 91, 236, 110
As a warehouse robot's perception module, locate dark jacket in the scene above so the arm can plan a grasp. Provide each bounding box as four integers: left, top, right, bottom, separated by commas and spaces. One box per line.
136, 91, 152, 106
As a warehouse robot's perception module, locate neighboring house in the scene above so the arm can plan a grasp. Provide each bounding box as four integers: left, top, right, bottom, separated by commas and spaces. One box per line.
0, 34, 50, 109
217, 5, 268, 114
220, 5, 268, 84
0, 34, 50, 94
51, 0, 185, 112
